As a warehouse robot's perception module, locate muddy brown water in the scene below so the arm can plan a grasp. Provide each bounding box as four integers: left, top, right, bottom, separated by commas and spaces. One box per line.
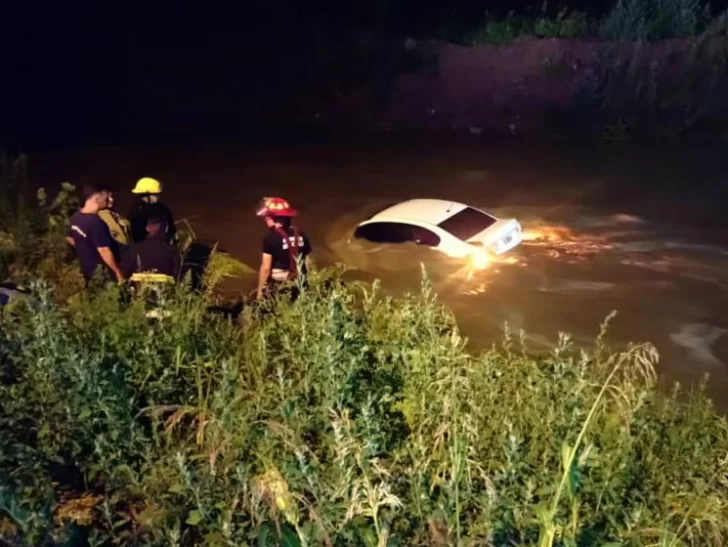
31, 136, 728, 407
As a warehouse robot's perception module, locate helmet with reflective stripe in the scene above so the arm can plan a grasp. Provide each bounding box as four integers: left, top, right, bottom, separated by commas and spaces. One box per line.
132, 177, 163, 195
255, 197, 298, 217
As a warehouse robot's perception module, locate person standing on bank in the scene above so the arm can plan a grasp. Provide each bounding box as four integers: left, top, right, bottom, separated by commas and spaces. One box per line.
128, 177, 176, 244
255, 197, 312, 300
66, 184, 124, 285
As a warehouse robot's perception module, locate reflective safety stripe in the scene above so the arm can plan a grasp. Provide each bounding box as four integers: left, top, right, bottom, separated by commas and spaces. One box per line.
130, 273, 175, 284
274, 226, 301, 280
146, 309, 173, 319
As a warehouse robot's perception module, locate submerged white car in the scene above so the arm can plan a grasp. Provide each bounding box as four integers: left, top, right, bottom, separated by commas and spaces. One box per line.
353, 199, 522, 268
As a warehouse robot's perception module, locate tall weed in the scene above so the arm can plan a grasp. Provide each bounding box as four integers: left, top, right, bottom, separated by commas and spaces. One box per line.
1, 263, 727, 546
0, 151, 83, 298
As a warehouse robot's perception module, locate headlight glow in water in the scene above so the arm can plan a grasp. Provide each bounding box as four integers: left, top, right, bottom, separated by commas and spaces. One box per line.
470, 248, 491, 270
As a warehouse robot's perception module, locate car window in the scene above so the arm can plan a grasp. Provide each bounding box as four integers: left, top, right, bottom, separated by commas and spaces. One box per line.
410, 226, 441, 247
354, 222, 416, 244
437, 207, 497, 241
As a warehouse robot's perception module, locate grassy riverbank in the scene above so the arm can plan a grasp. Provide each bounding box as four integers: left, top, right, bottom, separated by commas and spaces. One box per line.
1, 169, 727, 546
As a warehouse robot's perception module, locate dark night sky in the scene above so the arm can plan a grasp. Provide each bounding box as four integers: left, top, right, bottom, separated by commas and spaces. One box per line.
2, 0, 725, 149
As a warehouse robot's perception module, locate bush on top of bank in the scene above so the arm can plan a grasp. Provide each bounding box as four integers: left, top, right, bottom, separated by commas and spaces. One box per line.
460, 0, 726, 43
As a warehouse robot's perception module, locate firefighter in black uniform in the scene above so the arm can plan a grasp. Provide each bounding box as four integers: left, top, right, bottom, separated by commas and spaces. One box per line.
128, 177, 176, 244
255, 197, 312, 301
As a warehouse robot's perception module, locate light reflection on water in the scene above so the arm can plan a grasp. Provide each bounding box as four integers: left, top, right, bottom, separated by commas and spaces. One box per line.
325, 201, 728, 401
32, 140, 728, 407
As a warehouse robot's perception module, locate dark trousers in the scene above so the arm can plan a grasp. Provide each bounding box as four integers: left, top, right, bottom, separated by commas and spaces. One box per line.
264, 280, 301, 303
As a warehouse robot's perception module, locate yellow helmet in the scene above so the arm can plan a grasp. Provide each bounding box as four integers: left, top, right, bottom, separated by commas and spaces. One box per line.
132, 177, 163, 195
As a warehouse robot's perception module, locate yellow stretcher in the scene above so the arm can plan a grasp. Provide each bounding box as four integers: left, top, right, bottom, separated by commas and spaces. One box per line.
129, 273, 176, 319
129, 273, 176, 285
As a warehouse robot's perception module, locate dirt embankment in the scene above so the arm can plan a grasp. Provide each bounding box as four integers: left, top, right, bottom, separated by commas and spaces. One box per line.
376, 37, 728, 137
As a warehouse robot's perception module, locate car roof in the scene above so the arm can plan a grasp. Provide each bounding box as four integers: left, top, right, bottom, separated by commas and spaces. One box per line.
366, 199, 469, 226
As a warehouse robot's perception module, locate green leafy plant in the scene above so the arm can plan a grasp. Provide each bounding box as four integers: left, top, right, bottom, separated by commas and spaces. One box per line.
0, 151, 83, 297
1, 261, 727, 546
463, 4, 590, 44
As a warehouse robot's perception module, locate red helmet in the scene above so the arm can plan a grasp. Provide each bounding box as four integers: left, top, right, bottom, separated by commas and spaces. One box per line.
255, 197, 298, 217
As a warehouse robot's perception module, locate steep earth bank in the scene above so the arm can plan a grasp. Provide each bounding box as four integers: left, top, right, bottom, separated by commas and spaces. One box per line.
352, 37, 728, 138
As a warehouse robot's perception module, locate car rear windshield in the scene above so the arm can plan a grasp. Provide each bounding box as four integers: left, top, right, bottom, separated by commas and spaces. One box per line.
437, 207, 497, 241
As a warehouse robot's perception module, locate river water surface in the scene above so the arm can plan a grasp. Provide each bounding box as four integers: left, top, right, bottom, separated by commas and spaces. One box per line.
33, 136, 728, 406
